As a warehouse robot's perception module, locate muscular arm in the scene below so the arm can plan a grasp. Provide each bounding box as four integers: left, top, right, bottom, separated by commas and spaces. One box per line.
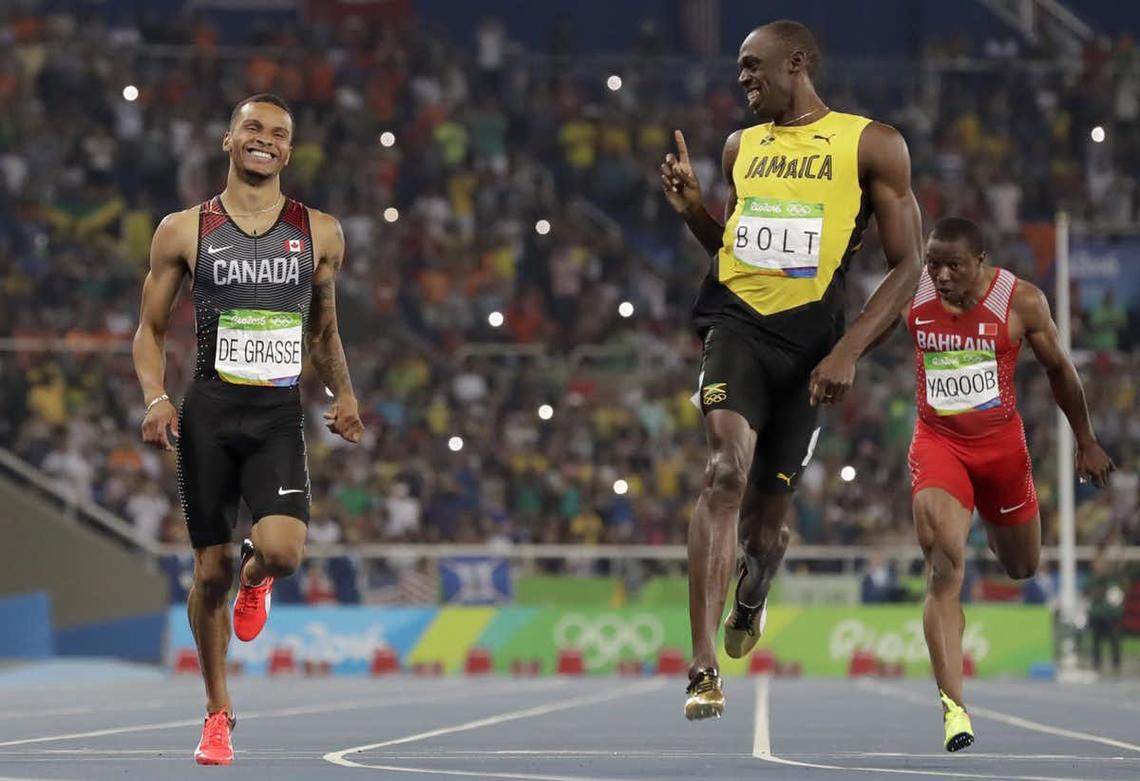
859, 314, 903, 356
132, 212, 191, 404
307, 211, 355, 401
840, 123, 923, 359
808, 124, 922, 404
1018, 284, 1094, 444
1017, 282, 1114, 486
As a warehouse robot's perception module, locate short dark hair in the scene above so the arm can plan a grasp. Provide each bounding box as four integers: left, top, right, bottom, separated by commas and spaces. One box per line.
229, 93, 293, 128
759, 20, 823, 75
930, 217, 985, 255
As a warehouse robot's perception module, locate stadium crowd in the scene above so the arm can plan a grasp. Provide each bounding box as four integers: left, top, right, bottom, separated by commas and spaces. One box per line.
0, 8, 1137, 558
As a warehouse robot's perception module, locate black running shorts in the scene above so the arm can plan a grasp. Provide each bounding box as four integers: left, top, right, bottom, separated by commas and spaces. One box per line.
177, 379, 310, 549
695, 324, 822, 494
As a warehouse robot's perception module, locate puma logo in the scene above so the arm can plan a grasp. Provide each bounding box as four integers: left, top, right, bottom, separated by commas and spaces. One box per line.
813, 134, 835, 144
776, 472, 796, 486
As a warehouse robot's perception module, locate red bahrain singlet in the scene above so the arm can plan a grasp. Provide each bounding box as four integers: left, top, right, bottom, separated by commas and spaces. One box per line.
906, 266, 1038, 525
909, 267, 1021, 440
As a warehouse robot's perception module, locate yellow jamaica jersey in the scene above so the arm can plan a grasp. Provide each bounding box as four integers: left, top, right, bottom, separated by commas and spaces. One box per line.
693, 110, 874, 353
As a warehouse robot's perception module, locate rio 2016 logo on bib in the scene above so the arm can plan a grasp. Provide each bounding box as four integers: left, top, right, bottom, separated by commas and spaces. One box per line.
732, 197, 824, 278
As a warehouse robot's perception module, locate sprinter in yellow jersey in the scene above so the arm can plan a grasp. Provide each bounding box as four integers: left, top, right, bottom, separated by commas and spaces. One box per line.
660, 20, 923, 720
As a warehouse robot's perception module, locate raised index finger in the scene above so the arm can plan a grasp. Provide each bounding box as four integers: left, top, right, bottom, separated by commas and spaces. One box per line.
674, 130, 690, 164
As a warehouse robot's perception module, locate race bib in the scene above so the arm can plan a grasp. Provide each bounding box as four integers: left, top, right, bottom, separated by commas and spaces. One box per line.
215, 309, 303, 387
924, 350, 1001, 416
732, 197, 823, 278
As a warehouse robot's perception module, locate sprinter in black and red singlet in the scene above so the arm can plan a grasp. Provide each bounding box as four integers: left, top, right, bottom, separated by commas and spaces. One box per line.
132, 94, 364, 765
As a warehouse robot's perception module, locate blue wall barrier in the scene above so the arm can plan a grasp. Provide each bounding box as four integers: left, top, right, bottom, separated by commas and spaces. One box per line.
0, 592, 54, 658
54, 612, 166, 664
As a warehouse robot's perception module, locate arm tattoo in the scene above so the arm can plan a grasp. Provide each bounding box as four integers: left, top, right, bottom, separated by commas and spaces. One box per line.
309, 277, 354, 398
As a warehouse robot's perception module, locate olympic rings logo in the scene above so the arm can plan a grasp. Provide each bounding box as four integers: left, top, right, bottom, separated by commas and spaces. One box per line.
553, 613, 665, 669
785, 204, 812, 217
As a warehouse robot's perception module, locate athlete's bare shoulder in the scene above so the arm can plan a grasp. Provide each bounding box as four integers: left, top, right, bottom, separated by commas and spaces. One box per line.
857, 121, 910, 181
722, 129, 744, 178
151, 205, 201, 271
155, 204, 200, 236
1010, 275, 1051, 330
307, 207, 345, 269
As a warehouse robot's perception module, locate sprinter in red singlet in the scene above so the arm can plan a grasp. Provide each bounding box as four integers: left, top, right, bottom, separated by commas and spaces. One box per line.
902, 217, 1114, 752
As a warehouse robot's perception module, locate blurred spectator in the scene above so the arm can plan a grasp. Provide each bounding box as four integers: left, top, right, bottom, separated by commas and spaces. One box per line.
1083, 290, 1127, 352
124, 480, 172, 546
0, 8, 1135, 559
1085, 545, 1126, 675
861, 551, 904, 603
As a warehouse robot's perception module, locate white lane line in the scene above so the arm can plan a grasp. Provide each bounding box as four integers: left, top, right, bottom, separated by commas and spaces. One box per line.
334, 765, 624, 781
0, 680, 565, 748
860, 680, 1140, 753
758, 753, 1109, 781
860, 752, 1133, 761
323, 678, 666, 775
370, 751, 747, 758
752, 674, 770, 758
753, 678, 1116, 780
0, 749, 318, 756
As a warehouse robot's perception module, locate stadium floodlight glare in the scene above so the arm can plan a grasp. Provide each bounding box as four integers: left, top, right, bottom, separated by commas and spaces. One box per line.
606, 75, 623, 92
613, 479, 629, 495
380, 131, 396, 147
535, 219, 551, 235
1091, 126, 1106, 143
618, 301, 634, 318
488, 311, 504, 327
383, 207, 399, 223
538, 404, 554, 420
840, 465, 856, 482
448, 436, 464, 452
122, 85, 139, 102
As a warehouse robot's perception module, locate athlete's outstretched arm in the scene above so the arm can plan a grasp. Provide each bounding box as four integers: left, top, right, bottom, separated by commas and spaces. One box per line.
308, 211, 363, 444
133, 211, 191, 451
1017, 282, 1115, 487
809, 122, 923, 405
661, 129, 740, 255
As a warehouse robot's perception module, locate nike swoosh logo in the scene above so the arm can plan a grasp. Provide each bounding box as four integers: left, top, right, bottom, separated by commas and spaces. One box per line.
1000, 500, 1027, 514
278, 487, 305, 495
207, 245, 233, 255
915, 318, 936, 325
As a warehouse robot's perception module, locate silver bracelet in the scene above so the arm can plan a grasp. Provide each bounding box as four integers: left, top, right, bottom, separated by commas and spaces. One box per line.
144, 393, 170, 416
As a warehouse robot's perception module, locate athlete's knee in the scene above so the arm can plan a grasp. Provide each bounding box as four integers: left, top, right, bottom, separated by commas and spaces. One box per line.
1001, 551, 1038, 581
926, 546, 964, 592
257, 545, 303, 577
193, 561, 234, 601
703, 452, 749, 508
